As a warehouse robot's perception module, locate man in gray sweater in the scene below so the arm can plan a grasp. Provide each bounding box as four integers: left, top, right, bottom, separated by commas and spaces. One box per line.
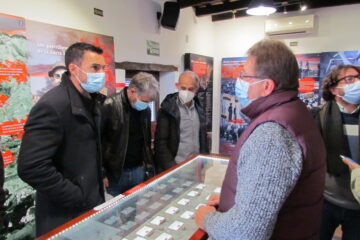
195, 39, 326, 239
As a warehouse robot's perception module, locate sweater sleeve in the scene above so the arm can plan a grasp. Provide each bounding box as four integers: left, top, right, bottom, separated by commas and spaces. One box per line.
204, 122, 303, 240
351, 168, 360, 203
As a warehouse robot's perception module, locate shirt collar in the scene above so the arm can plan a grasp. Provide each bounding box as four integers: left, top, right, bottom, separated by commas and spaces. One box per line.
177, 96, 194, 109
336, 102, 360, 114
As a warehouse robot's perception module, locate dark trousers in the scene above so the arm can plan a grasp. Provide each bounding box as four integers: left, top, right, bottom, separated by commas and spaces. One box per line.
106, 166, 145, 197
320, 199, 360, 240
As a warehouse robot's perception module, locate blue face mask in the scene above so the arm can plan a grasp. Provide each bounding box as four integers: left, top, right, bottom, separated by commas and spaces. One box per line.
76, 66, 106, 93
131, 99, 149, 111
235, 78, 266, 108
339, 81, 360, 104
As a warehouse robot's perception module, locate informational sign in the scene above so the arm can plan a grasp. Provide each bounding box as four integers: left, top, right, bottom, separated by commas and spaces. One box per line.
320, 50, 360, 78
147, 40, 160, 56
220, 53, 323, 155
26, 20, 115, 104
219, 57, 249, 155
296, 53, 321, 108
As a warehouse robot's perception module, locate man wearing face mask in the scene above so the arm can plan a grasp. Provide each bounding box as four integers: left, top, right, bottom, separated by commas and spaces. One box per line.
194, 39, 326, 239
311, 65, 360, 239
102, 72, 159, 197
18, 42, 107, 236
154, 70, 209, 172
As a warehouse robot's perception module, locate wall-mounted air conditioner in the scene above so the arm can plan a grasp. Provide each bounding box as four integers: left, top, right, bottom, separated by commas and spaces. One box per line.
265, 14, 315, 36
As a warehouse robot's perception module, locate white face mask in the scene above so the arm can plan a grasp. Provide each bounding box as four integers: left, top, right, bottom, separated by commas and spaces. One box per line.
178, 90, 195, 104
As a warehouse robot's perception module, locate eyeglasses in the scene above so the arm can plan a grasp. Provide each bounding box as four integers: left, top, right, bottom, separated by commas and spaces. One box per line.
337, 74, 360, 84
239, 71, 267, 80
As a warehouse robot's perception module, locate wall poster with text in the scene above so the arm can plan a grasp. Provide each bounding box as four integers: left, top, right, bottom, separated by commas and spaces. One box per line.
0, 13, 34, 240
320, 50, 360, 80
0, 13, 115, 239
184, 53, 213, 151
26, 20, 115, 104
219, 57, 249, 155
296, 53, 321, 108
219, 54, 322, 156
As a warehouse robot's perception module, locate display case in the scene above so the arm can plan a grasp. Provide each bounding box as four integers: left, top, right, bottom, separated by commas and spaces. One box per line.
38, 154, 229, 240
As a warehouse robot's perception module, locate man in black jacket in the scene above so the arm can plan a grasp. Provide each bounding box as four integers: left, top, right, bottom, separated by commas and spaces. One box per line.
312, 65, 360, 239
102, 72, 159, 197
154, 70, 209, 172
18, 42, 107, 237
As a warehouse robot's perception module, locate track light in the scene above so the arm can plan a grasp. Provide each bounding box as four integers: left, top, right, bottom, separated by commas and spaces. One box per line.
300, 2, 307, 11
246, 0, 277, 16
283, 5, 288, 14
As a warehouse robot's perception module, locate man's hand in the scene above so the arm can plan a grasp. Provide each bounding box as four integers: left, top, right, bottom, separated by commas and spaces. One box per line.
206, 194, 220, 207
103, 177, 109, 189
195, 205, 216, 229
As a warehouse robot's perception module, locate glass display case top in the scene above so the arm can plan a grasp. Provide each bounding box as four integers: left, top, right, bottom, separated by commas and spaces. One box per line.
45, 155, 229, 240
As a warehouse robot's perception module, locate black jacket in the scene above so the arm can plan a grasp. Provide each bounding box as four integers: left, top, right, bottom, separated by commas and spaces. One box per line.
17, 73, 105, 236
102, 88, 154, 183
154, 93, 209, 172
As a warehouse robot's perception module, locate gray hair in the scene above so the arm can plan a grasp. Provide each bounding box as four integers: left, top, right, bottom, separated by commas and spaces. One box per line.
247, 39, 299, 91
179, 70, 200, 89
128, 72, 159, 100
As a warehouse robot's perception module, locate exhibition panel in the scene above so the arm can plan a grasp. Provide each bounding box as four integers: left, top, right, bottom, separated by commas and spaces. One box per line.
40, 154, 229, 240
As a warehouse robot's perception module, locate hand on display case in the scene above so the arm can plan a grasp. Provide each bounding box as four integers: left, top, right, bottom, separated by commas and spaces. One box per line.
206, 194, 220, 207
194, 205, 216, 229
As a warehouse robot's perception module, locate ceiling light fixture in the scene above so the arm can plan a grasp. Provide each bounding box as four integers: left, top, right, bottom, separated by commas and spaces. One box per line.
282, 2, 288, 14
246, 0, 277, 16
300, 2, 307, 11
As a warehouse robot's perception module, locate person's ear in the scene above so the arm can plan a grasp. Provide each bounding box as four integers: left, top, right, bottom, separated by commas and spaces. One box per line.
68, 63, 78, 76
329, 86, 340, 96
262, 79, 276, 96
176, 82, 182, 92
129, 87, 137, 96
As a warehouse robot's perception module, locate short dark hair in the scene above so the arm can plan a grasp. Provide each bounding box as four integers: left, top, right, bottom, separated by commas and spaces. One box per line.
64, 42, 103, 69
247, 39, 299, 91
322, 65, 360, 101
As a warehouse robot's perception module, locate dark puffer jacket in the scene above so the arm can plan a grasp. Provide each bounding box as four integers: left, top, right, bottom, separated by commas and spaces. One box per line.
154, 93, 209, 172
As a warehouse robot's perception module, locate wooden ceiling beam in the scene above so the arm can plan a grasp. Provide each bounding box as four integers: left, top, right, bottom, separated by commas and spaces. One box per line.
195, 0, 250, 16
177, 0, 220, 8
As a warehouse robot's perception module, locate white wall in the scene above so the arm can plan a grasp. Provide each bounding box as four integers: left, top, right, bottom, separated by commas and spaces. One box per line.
0, 0, 215, 147
0, 0, 214, 80
1, 2, 360, 153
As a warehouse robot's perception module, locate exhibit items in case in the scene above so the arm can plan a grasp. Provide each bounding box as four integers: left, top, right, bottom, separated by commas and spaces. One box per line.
40, 155, 229, 240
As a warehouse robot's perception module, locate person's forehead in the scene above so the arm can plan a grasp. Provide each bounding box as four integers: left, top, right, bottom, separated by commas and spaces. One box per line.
244, 56, 256, 73
138, 94, 152, 102
179, 75, 196, 86
54, 69, 66, 74
82, 51, 105, 64
339, 68, 358, 77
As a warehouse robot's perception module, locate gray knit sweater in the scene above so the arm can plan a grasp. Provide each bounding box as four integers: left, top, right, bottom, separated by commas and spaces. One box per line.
204, 122, 303, 240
